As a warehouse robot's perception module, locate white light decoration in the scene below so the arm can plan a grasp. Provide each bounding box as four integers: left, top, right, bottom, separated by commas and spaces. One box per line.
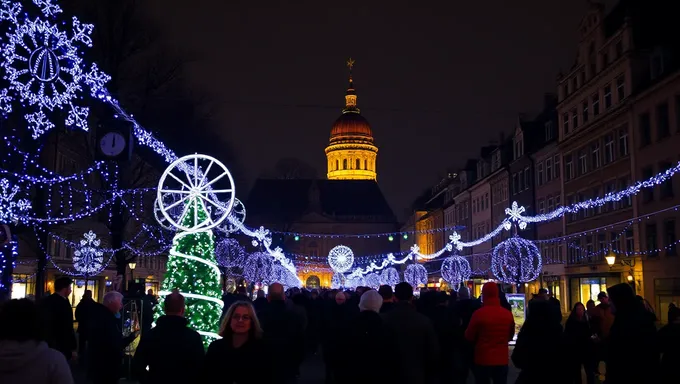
217, 198, 246, 235
491, 236, 542, 284
243, 252, 273, 284
327, 245, 354, 273
215, 237, 245, 269
331, 273, 346, 289
404, 264, 427, 287
379, 267, 400, 286
346, 275, 365, 288
0, 0, 111, 137
153, 195, 184, 231
365, 273, 380, 289
0, 178, 31, 224
72, 230, 104, 276
157, 154, 235, 233
441, 256, 471, 290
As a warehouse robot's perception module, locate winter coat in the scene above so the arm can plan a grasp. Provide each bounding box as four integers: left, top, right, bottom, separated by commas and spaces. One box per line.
464, 282, 515, 366
86, 303, 137, 382
204, 337, 269, 384
0, 340, 73, 384
39, 293, 76, 359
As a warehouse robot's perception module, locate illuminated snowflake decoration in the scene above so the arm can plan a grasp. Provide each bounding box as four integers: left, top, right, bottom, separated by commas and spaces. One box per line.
327, 245, 354, 273
0, 0, 111, 138
72, 230, 104, 276
504, 201, 528, 230
0, 178, 31, 224
449, 232, 463, 251
404, 264, 427, 287
441, 255, 471, 290
410, 244, 420, 254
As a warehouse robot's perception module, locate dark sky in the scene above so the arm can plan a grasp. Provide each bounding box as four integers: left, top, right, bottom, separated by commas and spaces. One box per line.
145, 0, 613, 220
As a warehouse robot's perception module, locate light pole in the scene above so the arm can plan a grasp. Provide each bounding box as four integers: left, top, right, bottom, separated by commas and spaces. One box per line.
129, 262, 136, 291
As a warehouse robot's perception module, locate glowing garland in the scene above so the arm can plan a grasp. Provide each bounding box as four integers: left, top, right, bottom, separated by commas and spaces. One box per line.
0, 178, 30, 224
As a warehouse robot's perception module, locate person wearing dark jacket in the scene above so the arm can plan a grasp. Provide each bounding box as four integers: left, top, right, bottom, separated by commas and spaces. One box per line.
74, 289, 96, 365
658, 304, 680, 380
40, 276, 77, 361
605, 283, 658, 384
563, 303, 596, 384
452, 285, 480, 383
132, 292, 204, 384
87, 291, 138, 384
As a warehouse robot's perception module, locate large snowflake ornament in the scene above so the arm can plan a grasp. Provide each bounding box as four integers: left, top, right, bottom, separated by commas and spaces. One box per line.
505, 201, 528, 230
0, 178, 31, 224
0, 1, 111, 138
73, 230, 104, 276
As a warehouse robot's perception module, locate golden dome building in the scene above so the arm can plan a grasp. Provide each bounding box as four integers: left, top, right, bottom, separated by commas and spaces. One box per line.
326, 58, 378, 181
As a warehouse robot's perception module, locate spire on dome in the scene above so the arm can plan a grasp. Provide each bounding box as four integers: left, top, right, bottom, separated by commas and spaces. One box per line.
343, 58, 359, 113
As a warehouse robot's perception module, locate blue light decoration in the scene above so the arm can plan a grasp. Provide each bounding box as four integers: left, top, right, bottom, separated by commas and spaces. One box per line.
364, 273, 380, 289
0, 0, 111, 138
72, 230, 104, 276
243, 252, 273, 285
327, 245, 354, 273
491, 236, 542, 284
404, 264, 427, 287
0, 178, 30, 224
379, 267, 400, 286
215, 237, 245, 269
331, 273, 345, 289
440, 255, 471, 290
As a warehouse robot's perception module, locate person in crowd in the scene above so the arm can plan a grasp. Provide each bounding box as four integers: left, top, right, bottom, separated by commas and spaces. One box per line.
382, 282, 439, 384
337, 289, 397, 383
548, 290, 563, 323
512, 300, 566, 384
585, 300, 596, 316
74, 289, 96, 365
658, 304, 680, 380
87, 291, 138, 384
0, 298, 74, 384
40, 276, 77, 362
564, 302, 596, 384
453, 285, 481, 383
221, 286, 249, 323
465, 281, 514, 384
589, 291, 614, 372
321, 290, 353, 383
253, 289, 268, 313
378, 285, 395, 313
605, 283, 658, 384
132, 291, 204, 383
145, 289, 158, 307
258, 283, 305, 384
427, 291, 459, 381
204, 301, 268, 383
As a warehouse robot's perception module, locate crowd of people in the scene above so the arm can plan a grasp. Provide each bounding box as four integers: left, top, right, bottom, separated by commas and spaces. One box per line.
0, 276, 678, 384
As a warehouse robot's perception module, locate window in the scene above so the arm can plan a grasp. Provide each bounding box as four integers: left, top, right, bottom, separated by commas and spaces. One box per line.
586, 236, 594, 262
524, 167, 531, 190
647, 223, 658, 257
579, 150, 588, 175
598, 234, 607, 255
485, 193, 490, 209
572, 109, 579, 129
537, 163, 544, 186
512, 173, 518, 195
555, 194, 561, 207
343, 159, 347, 169
545, 158, 552, 182
591, 142, 601, 169
642, 166, 654, 202
665, 220, 677, 256
657, 102, 670, 139
639, 113, 651, 147
545, 121, 554, 141
619, 178, 632, 207
592, 93, 600, 116
356, 159, 361, 169
592, 187, 602, 214
660, 161, 674, 198
335, 160, 339, 170
618, 126, 629, 156
547, 197, 554, 212
364, 159, 367, 170
616, 75, 625, 101
565, 155, 574, 181
605, 134, 615, 163
604, 182, 616, 211
625, 229, 634, 253
582, 101, 589, 123
515, 139, 523, 160
538, 199, 545, 214
554, 155, 560, 179
604, 84, 612, 109
563, 113, 570, 135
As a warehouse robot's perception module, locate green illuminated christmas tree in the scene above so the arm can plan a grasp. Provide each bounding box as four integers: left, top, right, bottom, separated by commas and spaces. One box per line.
155, 198, 222, 346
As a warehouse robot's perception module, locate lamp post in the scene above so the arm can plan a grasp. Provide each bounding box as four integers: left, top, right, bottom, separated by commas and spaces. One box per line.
605, 251, 617, 268
129, 262, 137, 290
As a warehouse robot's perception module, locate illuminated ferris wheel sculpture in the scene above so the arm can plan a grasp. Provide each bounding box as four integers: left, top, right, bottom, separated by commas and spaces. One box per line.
156, 154, 235, 232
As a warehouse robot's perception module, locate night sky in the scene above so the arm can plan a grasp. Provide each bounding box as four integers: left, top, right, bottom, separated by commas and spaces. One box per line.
145, 0, 615, 220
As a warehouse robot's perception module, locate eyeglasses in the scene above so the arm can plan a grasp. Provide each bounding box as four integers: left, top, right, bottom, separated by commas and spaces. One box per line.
231, 314, 251, 322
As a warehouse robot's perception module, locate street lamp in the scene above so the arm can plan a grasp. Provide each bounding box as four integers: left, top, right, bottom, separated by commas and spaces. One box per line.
605, 252, 616, 268
129, 262, 137, 282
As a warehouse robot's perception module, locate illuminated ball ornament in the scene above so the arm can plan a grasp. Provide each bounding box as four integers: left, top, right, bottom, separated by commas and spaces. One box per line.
491, 236, 542, 284
441, 255, 472, 290
215, 238, 245, 269
243, 252, 274, 284
365, 273, 380, 289
404, 264, 427, 287
379, 267, 400, 286
327, 245, 354, 273
331, 273, 346, 289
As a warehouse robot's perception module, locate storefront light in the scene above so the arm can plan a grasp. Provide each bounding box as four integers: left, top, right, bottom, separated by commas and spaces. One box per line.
605, 252, 616, 267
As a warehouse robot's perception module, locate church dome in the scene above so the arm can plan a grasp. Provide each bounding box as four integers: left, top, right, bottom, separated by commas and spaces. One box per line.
329, 112, 374, 143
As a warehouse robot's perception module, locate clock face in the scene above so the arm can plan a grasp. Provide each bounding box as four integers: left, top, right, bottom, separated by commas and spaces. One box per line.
100, 132, 126, 157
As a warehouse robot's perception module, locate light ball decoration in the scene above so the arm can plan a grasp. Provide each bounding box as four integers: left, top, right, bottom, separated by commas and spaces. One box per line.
404, 264, 427, 287
441, 255, 472, 290
364, 273, 380, 289
380, 267, 400, 286
327, 245, 354, 273
346, 275, 365, 288
243, 252, 273, 284
491, 236, 542, 284
270, 264, 298, 289
331, 273, 346, 289
215, 238, 246, 269
72, 230, 104, 276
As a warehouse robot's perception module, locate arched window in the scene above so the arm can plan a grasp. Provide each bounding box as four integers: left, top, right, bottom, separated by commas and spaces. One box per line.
343, 159, 347, 169
335, 160, 339, 170
356, 159, 361, 169
306, 275, 321, 289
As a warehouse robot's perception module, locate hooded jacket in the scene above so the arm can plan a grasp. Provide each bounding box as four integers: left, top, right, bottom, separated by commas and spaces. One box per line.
464, 282, 515, 366
0, 340, 73, 384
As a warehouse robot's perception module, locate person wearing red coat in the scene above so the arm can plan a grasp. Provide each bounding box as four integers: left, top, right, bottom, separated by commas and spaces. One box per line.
464, 281, 515, 384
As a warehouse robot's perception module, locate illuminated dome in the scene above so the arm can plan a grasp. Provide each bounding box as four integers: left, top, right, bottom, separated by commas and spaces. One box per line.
325, 58, 378, 181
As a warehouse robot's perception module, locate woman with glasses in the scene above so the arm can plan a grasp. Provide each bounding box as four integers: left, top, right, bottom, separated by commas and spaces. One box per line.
204, 301, 268, 383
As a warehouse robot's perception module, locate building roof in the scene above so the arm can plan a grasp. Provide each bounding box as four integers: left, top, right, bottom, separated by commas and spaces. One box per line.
246, 179, 396, 221
329, 112, 374, 144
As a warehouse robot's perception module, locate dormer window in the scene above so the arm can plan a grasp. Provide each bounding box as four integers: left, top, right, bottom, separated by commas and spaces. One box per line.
514, 137, 524, 160
545, 121, 554, 141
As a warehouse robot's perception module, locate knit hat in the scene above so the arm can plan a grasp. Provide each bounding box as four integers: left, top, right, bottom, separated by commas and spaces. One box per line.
358, 289, 383, 312
457, 285, 470, 300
